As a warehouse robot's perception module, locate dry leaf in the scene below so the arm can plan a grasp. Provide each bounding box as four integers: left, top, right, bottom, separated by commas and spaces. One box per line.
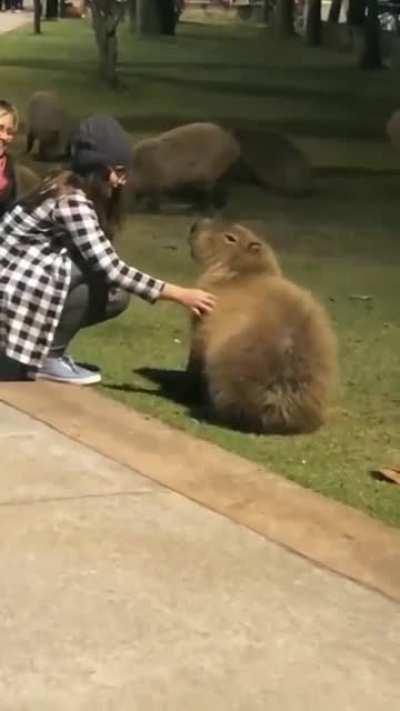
349, 294, 373, 301
370, 467, 400, 485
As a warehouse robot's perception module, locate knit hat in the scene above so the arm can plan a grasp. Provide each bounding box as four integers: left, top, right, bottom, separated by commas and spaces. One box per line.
69, 115, 134, 176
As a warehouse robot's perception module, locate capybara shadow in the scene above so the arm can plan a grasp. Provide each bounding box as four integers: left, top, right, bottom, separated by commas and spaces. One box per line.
187, 219, 338, 435
14, 163, 41, 199
135, 367, 197, 405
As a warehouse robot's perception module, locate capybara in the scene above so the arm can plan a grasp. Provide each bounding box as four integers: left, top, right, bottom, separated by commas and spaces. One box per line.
187, 219, 338, 434
14, 164, 41, 199
132, 122, 241, 210
236, 129, 314, 196
26, 91, 69, 161
386, 109, 400, 151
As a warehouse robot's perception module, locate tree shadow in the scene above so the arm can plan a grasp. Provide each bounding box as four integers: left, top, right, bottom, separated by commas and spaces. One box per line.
121, 67, 358, 106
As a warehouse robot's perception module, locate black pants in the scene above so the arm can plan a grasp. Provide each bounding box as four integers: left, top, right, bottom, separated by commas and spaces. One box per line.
49, 261, 130, 357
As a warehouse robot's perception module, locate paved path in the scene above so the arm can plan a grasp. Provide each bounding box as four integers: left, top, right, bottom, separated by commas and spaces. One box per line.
0, 400, 399, 710
0, 8, 32, 33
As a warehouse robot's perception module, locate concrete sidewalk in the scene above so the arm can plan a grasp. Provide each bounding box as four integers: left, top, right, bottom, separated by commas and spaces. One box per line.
0, 8, 32, 33
0, 398, 399, 711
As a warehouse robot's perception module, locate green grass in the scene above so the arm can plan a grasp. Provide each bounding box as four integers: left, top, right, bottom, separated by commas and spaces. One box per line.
2, 17, 400, 527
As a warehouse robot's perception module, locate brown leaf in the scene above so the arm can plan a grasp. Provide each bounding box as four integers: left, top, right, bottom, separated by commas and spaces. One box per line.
370, 467, 400, 485
349, 294, 373, 301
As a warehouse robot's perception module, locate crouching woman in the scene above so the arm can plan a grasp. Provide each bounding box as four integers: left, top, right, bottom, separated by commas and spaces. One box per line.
0, 164, 215, 384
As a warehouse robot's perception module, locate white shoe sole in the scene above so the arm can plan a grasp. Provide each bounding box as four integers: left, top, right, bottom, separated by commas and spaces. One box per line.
34, 372, 101, 386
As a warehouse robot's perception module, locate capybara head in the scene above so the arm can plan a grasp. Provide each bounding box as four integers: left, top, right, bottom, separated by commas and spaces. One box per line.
189, 219, 281, 277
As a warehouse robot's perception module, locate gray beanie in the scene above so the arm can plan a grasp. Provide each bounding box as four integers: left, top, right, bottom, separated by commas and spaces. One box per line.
70, 115, 134, 176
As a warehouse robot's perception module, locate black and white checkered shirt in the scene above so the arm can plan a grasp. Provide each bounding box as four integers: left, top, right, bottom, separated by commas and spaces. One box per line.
0, 188, 165, 368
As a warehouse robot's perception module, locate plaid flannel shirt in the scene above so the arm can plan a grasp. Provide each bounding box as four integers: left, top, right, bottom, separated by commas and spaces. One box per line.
0, 188, 165, 368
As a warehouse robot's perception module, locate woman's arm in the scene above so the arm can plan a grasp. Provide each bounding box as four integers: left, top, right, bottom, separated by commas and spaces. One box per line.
53, 191, 216, 316
159, 283, 215, 317
54, 191, 164, 303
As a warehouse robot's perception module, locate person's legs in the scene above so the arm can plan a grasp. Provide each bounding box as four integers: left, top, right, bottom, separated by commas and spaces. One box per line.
49, 263, 130, 357
36, 263, 130, 384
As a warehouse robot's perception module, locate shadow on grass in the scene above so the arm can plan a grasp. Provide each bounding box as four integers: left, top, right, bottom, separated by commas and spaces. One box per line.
103, 366, 211, 423
105, 367, 191, 404
122, 68, 358, 104
104, 367, 294, 436
117, 113, 388, 141
0, 58, 98, 73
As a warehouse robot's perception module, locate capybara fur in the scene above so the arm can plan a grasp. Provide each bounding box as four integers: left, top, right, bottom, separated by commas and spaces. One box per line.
26, 91, 70, 162
14, 164, 41, 199
188, 220, 338, 434
236, 129, 314, 196
386, 109, 400, 151
132, 122, 241, 210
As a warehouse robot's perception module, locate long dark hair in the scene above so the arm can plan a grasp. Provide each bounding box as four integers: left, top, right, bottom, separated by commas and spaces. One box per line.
19, 168, 126, 242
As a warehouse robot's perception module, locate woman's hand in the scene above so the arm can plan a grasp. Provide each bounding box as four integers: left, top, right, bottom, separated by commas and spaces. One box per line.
160, 283, 216, 317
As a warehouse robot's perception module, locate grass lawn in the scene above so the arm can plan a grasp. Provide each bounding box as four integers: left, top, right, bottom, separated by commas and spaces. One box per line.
2, 16, 400, 527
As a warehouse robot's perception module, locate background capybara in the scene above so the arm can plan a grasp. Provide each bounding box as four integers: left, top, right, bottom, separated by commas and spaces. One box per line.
386, 109, 400, 151
236, 128, 314, 196
26, 91, 70, 161
188, 219, 338, 434
14, 164, 41, 199
132, 122, 241, 210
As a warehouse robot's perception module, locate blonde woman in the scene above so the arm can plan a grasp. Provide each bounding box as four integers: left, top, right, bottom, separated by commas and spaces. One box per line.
0, 99, 18, 218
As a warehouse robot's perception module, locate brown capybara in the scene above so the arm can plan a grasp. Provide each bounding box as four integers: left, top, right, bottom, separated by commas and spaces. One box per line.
187, 220, 338, 434
386, 109, 400, 151
26, 91, 70, 161
132, 122, 241, 210
14, 164, 41, 199
236, 129, 314, 196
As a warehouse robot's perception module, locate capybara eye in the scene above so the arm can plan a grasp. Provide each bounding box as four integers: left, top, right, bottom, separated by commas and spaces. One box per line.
224, 233, 237, 243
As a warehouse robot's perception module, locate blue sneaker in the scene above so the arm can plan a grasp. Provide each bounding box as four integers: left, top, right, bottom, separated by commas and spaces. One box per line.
33, 355, 101, 385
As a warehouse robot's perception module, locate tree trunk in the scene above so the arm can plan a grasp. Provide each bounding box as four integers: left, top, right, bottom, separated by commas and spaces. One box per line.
263, 0, 271, 22
136, 0, 161, 34
273, 0, 295, 36
136, 0, 178, 36
305, 0, 321, 44
33, 0, 42, 33
46, 0, 58, 19
157, 0, 177, 34
347, 0, 366, 26
90, 0, 125, 86
360, 0, 382, 68
328, 0, 342, 22
98, 29, 118, 85
128, 0, 136, 31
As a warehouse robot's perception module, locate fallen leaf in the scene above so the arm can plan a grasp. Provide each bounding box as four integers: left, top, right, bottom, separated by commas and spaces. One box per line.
348, 294, 373, 301
370, 467, 400, 485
